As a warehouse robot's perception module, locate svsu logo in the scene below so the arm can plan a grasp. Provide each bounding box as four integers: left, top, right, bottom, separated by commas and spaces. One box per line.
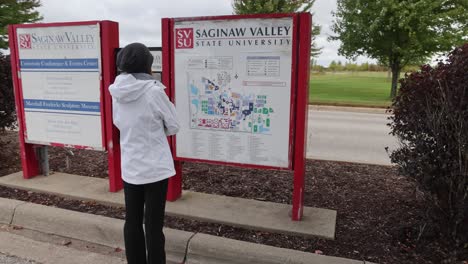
19, 34, 32, 49
175, 28, 193, 49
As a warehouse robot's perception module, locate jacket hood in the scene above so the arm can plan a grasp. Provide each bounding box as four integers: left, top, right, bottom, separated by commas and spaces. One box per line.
109, 74, 155, 103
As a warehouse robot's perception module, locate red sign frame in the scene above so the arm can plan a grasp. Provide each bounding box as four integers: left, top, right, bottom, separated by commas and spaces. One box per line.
162, 13, 311, 220
8, 21, 122, 192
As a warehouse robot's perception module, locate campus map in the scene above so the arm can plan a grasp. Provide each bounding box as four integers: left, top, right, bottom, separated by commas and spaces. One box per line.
175, 18, 293, 168
188, 74, 274, 134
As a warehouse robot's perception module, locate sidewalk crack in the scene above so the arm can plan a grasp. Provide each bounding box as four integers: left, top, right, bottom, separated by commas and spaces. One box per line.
9, 202, 27, 225
182, 232, 197, 264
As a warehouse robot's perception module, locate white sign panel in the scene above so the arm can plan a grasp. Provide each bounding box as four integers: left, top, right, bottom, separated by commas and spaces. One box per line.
174, 18, 293, 168
150, 50, 162, 72
16, 24, 103, 149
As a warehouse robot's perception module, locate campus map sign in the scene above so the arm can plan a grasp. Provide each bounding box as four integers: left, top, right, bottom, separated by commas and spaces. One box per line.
16, 24, 103, 149
173, 17, 293, 168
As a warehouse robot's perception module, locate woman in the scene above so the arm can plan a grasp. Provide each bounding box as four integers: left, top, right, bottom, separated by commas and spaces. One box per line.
109, 43, 179, 264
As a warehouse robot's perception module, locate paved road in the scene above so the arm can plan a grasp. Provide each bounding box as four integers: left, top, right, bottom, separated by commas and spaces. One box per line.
0, 228, 186, 264
0, 229, 126, 264
306, 109, 398, 165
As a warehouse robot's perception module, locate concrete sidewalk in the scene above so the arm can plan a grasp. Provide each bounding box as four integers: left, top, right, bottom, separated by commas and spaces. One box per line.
0, 197, 372, 264
0, 172, 337, 239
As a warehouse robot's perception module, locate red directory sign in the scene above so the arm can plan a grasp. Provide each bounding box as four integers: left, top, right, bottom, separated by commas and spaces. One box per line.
163, 13, 311, 220
8, 21, 122, 192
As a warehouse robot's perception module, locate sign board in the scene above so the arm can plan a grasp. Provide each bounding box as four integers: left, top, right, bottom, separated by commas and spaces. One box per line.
150, 48, 162, 72
172, 17, 295, 169
164, 13, 311, 220
15, 24, 104, 149
9, 21, 122, 192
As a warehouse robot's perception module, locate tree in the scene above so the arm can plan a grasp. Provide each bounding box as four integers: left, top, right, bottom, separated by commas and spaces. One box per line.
359, 62, 369, 71
330, 0, 468, 98
344, 61, 358, 71
0, 1, 42, 131
328, 60, 337, 71
232, 0, 322, 57
0, 0, 42, 49
0, 53, 15, 131
336, 60, 343, 71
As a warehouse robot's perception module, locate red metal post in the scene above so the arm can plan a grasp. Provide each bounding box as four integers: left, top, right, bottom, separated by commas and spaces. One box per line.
100, 21, 122, 192
167, 161, 183, 201
162, 18, 183, 201
292, 13, 312, 221
8, 25, 40, 178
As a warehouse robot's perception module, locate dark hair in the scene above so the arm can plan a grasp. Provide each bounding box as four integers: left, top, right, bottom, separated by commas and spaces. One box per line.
116, 43, 153, 74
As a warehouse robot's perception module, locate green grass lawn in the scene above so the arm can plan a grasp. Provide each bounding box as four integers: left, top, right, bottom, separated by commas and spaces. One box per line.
309, 71, 395, 107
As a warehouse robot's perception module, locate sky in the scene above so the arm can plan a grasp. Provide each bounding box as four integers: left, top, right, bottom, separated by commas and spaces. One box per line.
33, 0, 374, 66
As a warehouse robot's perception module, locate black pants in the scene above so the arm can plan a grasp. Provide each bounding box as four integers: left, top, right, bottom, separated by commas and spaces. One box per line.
123, 179, 168, 264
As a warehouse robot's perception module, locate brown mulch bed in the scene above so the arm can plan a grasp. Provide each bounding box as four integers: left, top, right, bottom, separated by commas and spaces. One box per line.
0, 131, 465, 264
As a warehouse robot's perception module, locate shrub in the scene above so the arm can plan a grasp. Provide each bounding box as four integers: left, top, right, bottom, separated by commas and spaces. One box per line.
0, 52, 16, 131
388, 44, 468, 246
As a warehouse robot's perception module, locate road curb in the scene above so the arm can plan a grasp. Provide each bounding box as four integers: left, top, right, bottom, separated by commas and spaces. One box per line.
1, 198, 370, 264
9, 200, 191, 263
187, 233, 367, 264
12, 202, 125, 248
309, 105, 389, 114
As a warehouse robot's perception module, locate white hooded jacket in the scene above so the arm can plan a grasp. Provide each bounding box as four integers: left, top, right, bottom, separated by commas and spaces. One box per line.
109, 73, 179, 185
